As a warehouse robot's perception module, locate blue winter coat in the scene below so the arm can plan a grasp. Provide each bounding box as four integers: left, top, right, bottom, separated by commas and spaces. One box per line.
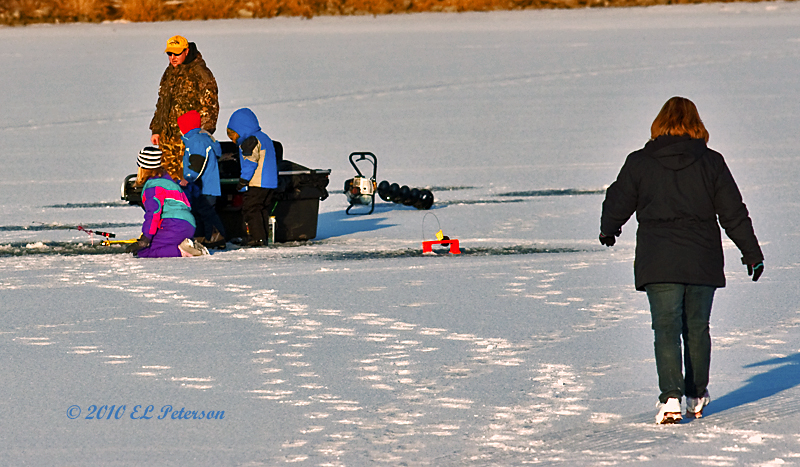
181, 128, 222, 197
226, 108, 278, 190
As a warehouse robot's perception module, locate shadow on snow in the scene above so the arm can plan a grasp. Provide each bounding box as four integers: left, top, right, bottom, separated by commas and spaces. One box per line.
315, 209, 399, 239
707, 353, 800, 416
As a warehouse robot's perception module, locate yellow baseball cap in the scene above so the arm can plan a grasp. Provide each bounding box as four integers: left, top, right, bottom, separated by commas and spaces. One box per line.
165, 35, 188, 54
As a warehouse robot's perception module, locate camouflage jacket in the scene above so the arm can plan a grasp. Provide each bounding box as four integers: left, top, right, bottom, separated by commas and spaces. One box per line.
150, 42, 219, 140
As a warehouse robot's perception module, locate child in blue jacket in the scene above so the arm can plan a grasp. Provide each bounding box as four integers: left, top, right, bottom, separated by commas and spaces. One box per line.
226, 108, 278, 247
178, 110, 227, 249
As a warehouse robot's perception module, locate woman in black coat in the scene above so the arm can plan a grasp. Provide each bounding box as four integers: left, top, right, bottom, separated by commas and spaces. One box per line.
600, 96, 764, 424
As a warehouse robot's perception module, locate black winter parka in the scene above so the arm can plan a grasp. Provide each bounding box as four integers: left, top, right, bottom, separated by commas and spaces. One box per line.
601, 135, 763, 291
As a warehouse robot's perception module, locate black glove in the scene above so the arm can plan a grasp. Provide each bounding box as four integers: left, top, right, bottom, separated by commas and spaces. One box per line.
747, 262, 764, 282
241, 136, 258, 156
599, 232, 616, 247
125, 236, 151, 254
236, 178, 250, 192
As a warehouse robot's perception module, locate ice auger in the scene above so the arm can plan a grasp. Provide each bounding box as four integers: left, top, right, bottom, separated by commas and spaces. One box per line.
344, 152, 378, 215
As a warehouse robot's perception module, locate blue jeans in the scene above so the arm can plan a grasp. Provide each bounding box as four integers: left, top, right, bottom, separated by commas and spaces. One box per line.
645, 283, 716, 403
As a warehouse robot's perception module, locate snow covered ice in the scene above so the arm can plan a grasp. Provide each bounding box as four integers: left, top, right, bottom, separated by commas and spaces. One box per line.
2, 3, 800, 465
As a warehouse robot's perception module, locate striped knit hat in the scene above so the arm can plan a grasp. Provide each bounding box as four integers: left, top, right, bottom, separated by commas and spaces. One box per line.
137, 146, 162, 169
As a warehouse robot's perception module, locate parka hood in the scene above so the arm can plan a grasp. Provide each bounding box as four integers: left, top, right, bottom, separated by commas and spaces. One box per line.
227, 108, 261, 141
647, 135, 708, 171
184, 42, 200, 65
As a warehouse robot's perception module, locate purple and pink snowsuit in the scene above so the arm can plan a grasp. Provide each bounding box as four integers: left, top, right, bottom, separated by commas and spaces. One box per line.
136, 174, 196, 258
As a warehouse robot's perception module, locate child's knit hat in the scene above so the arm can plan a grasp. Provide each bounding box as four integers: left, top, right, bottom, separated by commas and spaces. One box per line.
137, 147, 162, 169
178, 110, 202, 135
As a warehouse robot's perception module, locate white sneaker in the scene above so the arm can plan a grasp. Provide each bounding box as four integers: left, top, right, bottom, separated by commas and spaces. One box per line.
196, 241, 210, 256
655, 398, 682, 424
686, 391, 711, 418
179, 238, 209, 257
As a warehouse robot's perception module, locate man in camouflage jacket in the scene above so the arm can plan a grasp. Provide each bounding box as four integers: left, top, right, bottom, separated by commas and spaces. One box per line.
150, 35, 219, 181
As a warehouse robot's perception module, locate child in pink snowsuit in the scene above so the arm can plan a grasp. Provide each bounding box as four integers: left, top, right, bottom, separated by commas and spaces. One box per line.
128, 147, 200, 258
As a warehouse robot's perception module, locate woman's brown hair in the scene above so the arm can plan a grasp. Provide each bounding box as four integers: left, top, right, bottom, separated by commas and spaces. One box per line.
135, 166, 167, 187
650, 96, 709, 143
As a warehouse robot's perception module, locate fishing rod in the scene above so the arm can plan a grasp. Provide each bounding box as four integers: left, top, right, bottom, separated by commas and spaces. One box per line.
74, 225, 116, 238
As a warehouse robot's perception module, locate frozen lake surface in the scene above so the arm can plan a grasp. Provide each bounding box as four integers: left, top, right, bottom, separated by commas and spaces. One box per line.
2, 3, 800, 465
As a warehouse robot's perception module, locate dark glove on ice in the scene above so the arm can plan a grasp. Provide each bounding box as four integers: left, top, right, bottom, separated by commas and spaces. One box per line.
236, 178, 250, 191
599, 232, 616, 247
125, 237, 150, 254
747, 262, 764, 282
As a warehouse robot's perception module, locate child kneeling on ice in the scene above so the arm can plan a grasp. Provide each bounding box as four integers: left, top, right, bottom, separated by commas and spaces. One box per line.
178, 110, 226, 249
127, 147, 208, 258
226, 108, 278, 247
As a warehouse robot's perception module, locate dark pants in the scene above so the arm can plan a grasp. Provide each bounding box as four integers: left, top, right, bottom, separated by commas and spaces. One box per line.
645, 283, 716, 403
242, 187, 275, 243
190, 192, 225, 240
